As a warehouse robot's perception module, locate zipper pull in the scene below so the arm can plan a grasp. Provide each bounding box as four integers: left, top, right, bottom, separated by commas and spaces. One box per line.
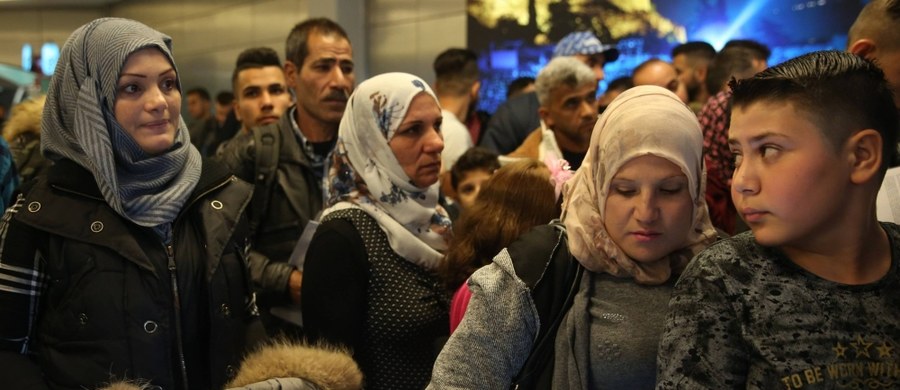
166, 244, 175, 271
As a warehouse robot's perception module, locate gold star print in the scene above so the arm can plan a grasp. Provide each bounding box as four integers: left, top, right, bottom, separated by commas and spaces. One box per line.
877, 342, 894, 358
851, 335, 873, 358
833, 342, 848, 358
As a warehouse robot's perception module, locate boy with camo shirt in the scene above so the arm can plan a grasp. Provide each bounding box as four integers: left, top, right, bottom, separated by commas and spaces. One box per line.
657, 51, 900, 389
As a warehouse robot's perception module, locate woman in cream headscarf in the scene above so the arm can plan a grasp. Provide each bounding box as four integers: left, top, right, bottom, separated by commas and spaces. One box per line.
301, 72, 452, 390
429, 85, 716, 389
0, 18, 260, 389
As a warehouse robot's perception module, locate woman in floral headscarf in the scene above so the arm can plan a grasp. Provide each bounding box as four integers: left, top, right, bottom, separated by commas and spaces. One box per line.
301, 72, 453, 390
429, 85, 717, 389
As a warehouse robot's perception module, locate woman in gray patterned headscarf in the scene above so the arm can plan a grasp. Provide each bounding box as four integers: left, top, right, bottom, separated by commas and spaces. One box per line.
0, 18, 260, 389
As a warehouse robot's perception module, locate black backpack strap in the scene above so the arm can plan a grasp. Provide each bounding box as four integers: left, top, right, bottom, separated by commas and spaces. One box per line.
249, 123, 281, 237
508, 220, 584, 389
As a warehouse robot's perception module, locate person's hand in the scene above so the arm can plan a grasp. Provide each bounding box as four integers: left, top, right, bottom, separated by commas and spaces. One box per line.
288, 269, 302, 304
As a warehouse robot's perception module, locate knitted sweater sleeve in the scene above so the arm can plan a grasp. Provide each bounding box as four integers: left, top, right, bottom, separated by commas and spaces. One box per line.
428, 248, 540, 389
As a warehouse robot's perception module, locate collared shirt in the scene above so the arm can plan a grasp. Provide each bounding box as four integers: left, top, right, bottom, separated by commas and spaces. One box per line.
698, 91, 734, 186
287, 106, 336, 181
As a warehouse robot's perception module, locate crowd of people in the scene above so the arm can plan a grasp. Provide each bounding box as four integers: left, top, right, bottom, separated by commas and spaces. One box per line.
0, 0, 898, 389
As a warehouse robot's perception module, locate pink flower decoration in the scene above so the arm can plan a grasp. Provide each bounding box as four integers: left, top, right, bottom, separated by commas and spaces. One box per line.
545, 156, 574, 200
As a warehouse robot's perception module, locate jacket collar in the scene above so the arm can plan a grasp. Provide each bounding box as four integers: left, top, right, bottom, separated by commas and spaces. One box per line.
48, 157, 233, 205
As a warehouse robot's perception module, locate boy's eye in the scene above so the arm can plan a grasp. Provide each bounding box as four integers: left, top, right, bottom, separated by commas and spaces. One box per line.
459, 184, 475, 195
729, 148, 743, 167
760, 145, 779, 158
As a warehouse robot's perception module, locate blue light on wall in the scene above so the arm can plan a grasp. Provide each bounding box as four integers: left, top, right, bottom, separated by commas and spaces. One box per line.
468, 0, 865, 115
41, 42, 60, 75
21, 43, 32, 72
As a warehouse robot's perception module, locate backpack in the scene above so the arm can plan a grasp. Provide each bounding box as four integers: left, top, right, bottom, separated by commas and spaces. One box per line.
248, 123, 281, 237
507, 220, 584, 389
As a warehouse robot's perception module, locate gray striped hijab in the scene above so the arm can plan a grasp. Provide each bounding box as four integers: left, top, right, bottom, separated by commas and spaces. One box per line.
41, 18, 201, 241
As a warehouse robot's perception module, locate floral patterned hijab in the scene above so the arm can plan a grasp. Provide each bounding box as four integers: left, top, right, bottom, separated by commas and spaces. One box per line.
561, 85, 716, 285
321, 72, 452, 270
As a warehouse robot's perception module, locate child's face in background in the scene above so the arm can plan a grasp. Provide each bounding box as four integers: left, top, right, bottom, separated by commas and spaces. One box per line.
729, 101, 852, 248
456, 168, 493, 210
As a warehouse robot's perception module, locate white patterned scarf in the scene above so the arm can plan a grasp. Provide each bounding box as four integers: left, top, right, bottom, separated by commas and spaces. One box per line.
561, 85, 716, 285
322, 72, 452, 270
41, 18, 201, 241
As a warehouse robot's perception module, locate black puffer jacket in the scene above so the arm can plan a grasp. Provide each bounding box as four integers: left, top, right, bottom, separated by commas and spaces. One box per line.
0, 159, 259, 390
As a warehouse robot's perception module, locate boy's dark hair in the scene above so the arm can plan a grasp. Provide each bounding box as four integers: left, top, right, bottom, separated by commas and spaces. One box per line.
216, 91, 234, 106
730, 50, 899, 171
450, 147, 500, 190
186, 87, 210, 101
706, 46, 759, 95
723, 39, 771, 61
433, 48, 480, 96
507, 76, 535, 99
231, 47, 283, 88
285, 18, 349, 68
671, 41, 716, 62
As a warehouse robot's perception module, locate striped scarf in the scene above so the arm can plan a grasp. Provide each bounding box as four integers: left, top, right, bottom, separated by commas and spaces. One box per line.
41, 18, 200, 241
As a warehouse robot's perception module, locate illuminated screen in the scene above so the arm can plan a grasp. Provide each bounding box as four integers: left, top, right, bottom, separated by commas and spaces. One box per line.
468, 0, 868, 114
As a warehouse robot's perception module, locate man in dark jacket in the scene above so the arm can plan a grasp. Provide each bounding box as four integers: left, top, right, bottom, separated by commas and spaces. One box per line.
216, 17, 355, 337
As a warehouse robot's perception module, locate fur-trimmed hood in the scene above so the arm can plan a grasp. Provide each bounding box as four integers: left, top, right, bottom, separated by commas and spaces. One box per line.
98, 341, 363, 390
226, 340, 363, 390
2, 95, 45, 143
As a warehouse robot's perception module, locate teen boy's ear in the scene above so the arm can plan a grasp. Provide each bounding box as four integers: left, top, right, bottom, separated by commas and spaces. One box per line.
847, 128, 883, 185
848, 39, 877, 59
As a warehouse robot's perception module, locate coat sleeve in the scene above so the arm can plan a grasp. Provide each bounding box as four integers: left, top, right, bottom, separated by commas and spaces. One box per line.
216, 131, 296, 306
428, 250, 539, 389
212, 131, 256, 183
0, 195, 49, 387
247, 250, 295, 306
478, 100, 520, 155
477, 93, 540, 155
300, 218, 369, 353
656, 253, 748, 389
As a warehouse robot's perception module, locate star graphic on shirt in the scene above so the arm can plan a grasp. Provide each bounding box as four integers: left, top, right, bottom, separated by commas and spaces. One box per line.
851, 335, 873, 358
833, 342, 848, 359
877, 342, 894, 358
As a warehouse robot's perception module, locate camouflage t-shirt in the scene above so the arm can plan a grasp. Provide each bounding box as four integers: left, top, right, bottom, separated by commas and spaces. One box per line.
657, 223, 900, 389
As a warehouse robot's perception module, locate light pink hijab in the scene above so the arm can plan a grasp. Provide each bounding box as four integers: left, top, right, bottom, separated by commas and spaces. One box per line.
560, 85, 716, 285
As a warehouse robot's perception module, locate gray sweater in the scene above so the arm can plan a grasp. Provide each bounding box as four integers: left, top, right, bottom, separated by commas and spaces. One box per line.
428, 248, 540, 389
429, 248, 674, 389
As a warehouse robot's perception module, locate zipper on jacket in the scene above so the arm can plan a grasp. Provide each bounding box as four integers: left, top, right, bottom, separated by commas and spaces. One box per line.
165, 175, 237, 390
167, 243, 190, 390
